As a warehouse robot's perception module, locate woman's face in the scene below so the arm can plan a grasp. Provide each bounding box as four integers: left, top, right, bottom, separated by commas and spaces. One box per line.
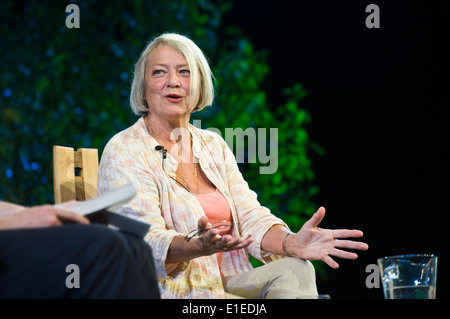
144, 45, 194, 121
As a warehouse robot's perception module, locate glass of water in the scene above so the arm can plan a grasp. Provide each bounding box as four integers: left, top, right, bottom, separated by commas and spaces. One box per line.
377, 254, 438, 299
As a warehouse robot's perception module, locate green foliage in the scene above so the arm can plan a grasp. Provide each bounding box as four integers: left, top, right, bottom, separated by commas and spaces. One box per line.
1, 0, 325, 277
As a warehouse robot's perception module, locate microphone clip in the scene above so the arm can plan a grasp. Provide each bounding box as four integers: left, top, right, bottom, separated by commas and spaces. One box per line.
155, 145, 167, 159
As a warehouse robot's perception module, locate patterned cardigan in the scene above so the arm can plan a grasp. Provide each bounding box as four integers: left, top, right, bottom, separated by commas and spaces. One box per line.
98, 116, 287, 298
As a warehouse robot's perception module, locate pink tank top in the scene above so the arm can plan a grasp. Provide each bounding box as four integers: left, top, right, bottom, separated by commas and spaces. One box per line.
192, 188, 232, 233
193, 188, 232, 277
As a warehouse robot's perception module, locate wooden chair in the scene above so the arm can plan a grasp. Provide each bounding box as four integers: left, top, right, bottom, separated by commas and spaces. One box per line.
53, 145, 99, 204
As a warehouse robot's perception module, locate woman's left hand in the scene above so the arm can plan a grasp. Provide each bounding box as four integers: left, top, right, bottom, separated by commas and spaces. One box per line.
291, 207, 369, 269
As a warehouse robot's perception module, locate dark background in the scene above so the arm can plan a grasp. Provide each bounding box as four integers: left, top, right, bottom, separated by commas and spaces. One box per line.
223, 0, 449, 299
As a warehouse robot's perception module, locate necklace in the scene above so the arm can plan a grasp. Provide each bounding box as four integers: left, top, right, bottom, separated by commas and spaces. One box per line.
191, 134, 198, 177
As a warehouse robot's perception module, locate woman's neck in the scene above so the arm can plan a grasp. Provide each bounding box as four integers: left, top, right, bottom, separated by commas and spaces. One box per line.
145, 114, 192, 162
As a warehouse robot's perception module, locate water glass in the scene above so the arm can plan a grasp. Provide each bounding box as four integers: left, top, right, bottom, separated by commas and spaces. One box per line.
377, 254, 437, 299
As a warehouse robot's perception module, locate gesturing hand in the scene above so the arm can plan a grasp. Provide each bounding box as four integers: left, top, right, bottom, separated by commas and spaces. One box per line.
196, 216, 253, 255
291, 207, 369, 269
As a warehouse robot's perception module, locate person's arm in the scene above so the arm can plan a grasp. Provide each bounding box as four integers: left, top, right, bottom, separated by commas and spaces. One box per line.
0, 202, 89, 230
260, 224, 292, 255
0, 201, 26, 217
261, 207, 369, 269
210, 131, 368, 268
166, 216, 253, 263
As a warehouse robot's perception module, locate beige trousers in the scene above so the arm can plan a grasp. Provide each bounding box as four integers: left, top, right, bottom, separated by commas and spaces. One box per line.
223, 257, 318, 299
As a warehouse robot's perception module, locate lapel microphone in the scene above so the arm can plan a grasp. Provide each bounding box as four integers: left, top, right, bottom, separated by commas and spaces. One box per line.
155, 145, 167, 159
155, 145, 168, 173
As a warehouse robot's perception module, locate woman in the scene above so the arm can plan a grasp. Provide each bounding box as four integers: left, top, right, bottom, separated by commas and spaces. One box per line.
98, 33, 368, 298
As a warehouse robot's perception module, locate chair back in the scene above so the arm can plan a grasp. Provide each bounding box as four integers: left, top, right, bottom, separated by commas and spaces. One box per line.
53, 145, 99, 204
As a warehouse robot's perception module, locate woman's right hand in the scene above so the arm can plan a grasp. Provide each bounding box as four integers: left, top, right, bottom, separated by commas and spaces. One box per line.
166, 216, 254, 263
196, 216, 253, 255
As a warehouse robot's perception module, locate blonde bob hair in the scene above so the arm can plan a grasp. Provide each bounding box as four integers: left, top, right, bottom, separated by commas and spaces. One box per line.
130, 33, 215, 115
